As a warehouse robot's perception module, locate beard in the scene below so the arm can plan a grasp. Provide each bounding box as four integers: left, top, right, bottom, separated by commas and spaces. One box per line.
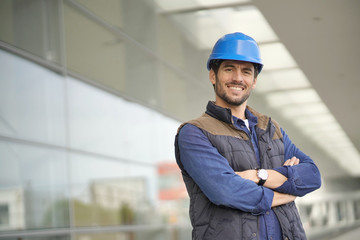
214, 76, 253, 107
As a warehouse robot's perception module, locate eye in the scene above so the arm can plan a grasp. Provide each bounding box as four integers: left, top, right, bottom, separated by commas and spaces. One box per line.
243, 70, 252, 75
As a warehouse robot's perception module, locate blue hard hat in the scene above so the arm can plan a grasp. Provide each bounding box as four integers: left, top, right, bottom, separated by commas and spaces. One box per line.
207, 32, 263, 73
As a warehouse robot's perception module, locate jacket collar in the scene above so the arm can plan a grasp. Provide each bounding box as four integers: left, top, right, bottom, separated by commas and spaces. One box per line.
205, 101, 233, 124
205, 101, 270, 131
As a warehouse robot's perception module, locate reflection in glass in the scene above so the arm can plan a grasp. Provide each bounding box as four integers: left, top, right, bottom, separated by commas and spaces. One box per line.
67, 76, 179, 164
74, 0, 124, 28
69, 152, 159, 227
0, 140, 69, 230
0, 204, 10, 227
0, 49, 66, 146
0, 0, 62, 63
64, 1, 126, 93
4, 237, 70, 240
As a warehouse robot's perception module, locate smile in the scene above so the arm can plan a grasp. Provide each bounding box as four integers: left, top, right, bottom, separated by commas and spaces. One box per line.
228, 86, 244, 91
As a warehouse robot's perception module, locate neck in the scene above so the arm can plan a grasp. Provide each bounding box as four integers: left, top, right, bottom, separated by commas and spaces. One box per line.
215, 100, 247, 120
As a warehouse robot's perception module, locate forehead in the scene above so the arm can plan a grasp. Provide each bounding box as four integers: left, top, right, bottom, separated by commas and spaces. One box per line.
220, 60, 254, 69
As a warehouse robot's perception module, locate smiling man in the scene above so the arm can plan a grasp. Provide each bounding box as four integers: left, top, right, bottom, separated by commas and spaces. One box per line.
174, 32, 321, 240
210, 60, 256, 117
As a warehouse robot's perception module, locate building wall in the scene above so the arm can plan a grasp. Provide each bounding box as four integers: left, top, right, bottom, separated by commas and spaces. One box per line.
0, 0, 209, 239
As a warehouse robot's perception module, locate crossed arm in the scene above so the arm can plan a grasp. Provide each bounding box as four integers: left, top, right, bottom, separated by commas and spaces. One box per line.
236, 157, 299, 207
178, 124, 321, 213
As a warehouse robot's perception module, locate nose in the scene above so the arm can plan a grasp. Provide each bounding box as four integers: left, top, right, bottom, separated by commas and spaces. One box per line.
232, 69, 244, 82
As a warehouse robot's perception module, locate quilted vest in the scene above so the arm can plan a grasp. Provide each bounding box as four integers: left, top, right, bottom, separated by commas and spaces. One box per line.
175, 102, 306, 240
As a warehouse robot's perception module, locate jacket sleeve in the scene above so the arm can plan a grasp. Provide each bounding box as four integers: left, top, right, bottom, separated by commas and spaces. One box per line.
273, 128, 322, 196
177, 123, 274, 214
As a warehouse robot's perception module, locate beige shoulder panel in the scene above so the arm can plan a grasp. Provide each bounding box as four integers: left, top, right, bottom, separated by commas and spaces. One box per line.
184, 113, 249, 139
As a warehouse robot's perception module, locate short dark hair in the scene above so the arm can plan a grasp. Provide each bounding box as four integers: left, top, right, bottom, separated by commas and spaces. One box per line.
209, 59, 260, 78
208, 59, 224, 75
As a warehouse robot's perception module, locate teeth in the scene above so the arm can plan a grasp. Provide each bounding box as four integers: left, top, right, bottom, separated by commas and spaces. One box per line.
229, 86, 244, 90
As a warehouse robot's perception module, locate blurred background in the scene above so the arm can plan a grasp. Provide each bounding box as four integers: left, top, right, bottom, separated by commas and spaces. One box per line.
0, 0, 360, 239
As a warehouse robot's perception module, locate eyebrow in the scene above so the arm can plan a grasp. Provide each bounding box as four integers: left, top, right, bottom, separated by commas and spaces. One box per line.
222, 64, 237, 69
222, 64, 253, 72
243, 67, 254, 72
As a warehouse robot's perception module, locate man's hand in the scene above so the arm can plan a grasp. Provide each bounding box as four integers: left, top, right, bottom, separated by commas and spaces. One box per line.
283, 156, 300, 166
235, 156, 301, 188
235, 172, 297, 207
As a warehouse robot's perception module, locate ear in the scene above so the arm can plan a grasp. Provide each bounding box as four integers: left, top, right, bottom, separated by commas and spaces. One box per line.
209, 69, 216, 85
252, 77, 257, 89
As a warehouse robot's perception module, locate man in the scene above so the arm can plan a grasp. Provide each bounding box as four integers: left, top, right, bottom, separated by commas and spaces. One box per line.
174, 32, 321, 240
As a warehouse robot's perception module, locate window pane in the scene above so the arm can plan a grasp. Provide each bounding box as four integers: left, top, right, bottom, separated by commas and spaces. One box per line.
74, 0, 124, 28
0, 0, 62, 63
69, 153, 158, 227
0, 140, 70, 230
74, 228, 191, 240
0, 49, 66, 146
64, 2, 126, 93
5, 237, 70, 240
67, 76, 179, 163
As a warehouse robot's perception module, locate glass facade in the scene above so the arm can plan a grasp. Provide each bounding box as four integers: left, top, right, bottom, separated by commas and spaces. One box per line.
0, 0, 205, 239
0, 45, 186, 238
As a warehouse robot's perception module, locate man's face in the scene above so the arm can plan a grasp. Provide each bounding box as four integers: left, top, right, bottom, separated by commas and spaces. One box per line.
210, 60, 257, 108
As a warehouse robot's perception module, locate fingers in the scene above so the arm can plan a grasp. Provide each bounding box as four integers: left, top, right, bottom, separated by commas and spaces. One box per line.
283, 156, 300, 166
